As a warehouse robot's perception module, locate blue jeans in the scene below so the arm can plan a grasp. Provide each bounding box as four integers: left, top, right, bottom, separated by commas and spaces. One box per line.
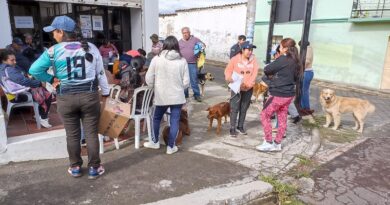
301, 70, 314, 109
184, 63, 201, 98
152, 104, 183, 148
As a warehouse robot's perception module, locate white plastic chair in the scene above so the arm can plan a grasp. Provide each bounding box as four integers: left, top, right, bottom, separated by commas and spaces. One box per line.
109, 84, 121, 101
4, 90, 41, 129
130, 86, 154, 149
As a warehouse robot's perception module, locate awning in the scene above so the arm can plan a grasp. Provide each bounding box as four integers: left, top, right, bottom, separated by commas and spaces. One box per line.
30, 0, 142, 8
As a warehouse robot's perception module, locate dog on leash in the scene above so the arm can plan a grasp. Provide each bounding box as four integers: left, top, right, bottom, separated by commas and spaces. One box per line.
252, 81, 268, 102
198, 72, 214, 96
320, 88, 375, 133
207, 102, 230, 134
162, 109, 190, 146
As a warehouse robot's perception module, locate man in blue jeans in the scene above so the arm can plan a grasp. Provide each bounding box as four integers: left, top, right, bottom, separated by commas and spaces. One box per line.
179, 27, 205, 102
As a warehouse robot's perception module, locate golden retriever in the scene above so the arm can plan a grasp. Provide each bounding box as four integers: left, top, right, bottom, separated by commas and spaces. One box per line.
320, 88, 375, 133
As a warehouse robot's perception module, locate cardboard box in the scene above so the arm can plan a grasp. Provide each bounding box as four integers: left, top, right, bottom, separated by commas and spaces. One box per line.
98, 98, 131, 138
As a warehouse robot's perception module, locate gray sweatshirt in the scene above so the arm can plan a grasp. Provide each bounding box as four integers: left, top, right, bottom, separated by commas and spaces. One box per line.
145, 50, 190, 106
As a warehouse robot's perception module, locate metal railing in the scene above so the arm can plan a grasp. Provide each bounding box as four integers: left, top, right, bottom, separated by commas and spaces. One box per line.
351, 0, 390, 18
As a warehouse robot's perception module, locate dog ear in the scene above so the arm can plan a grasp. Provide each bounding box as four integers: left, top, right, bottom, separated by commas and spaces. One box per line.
206, 107, 210, 111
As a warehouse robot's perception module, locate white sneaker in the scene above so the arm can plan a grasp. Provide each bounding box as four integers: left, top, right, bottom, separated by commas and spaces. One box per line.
40, 118, 52, 128
256, 141, 274, 152
166, 146, 178, 154
143, 141, 160, 149
271, 142, 282, 152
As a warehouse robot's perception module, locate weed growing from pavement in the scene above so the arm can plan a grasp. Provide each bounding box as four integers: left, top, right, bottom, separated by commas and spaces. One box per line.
287, 155, 319, 179
301, 115, 359, 143
260, 175, 305, 205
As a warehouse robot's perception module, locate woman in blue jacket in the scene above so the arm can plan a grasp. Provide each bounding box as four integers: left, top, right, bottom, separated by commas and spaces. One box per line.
0, 50, 52, 128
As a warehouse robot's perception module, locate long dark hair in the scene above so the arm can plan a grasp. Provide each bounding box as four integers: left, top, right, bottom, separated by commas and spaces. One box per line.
63, 29, 92, 62
280, 38, 303, 80
160, 36, 181, 57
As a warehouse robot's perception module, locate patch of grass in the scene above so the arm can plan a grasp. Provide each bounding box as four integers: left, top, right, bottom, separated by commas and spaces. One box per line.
302, 115, 359, 143
260, 175, 305, 205
287, 155, 319, 179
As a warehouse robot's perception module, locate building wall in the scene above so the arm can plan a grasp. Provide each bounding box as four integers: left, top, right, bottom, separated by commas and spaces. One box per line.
143, 0, 159, 53
0, 0, 13, 48
254, 0, 390, 89
159, 4, 247, 62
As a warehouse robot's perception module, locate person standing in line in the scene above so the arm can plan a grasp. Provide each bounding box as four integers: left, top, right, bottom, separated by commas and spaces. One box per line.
29, 16, 110, 179
225, 41, 259, 137
230, 35, 246, 59
257, 38, 302, 152
144, 36, 190, 154
179, 27, 205, 102
150, 34, 163, 55
298, 41, 314, 115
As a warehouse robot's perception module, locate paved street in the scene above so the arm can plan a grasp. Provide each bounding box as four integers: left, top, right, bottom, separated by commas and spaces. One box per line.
300, 124, 390, 205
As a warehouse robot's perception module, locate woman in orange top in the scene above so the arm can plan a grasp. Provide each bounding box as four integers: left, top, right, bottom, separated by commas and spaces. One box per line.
224, 41, 259, 137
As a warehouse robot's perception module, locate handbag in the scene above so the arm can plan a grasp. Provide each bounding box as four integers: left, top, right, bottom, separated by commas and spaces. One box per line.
1, 68, 30, 95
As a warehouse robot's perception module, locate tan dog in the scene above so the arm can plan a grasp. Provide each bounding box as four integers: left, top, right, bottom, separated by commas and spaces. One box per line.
207, 102, 230, 134
162, 109, 190, 146
320, 88, 375, 133
252, 81, 268, 102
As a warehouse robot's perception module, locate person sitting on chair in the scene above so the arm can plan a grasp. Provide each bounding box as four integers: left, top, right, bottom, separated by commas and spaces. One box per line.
0, 50, 52, 128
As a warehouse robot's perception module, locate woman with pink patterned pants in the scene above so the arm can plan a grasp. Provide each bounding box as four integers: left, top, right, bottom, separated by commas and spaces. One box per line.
257, 38, 302, 152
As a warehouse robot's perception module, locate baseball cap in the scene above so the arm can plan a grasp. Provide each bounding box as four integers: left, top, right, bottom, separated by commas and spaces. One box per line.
150, 34, 159, 41
241, 41, 257, 49
12, 37, 24, 46
43, 16, 76, 32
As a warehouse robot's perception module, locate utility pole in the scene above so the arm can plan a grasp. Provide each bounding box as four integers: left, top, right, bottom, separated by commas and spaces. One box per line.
296, 0, 314, 110
245, 0, 257, 43
266, 0, 277, 64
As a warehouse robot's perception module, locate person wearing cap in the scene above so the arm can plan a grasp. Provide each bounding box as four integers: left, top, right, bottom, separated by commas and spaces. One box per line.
6, 37, 32, 72
230, 35, 246, 59
224, 41, 259, 137
29, 15, 110, 179
150, 34, 163, 55
179, 27, 205, 102
257, 38, 302, 152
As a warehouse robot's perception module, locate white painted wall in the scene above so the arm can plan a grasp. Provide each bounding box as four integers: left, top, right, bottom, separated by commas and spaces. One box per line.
131, 8, 143, 50
0, 0, 13, 48
143, 0, 159, 53
159, 4, 247, 62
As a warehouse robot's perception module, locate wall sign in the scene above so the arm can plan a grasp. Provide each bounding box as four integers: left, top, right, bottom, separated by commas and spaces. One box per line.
14, 16, 34, 28
92, 16, 104, 31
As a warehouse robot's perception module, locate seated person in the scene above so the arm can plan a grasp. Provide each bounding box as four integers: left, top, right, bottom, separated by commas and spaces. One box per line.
0, 50, 52, 128
99, 40, 119, 68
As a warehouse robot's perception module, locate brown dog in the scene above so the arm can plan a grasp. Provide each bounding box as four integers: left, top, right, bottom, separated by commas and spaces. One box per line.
320, 88, 375, 133
252, 81, 268, 102
162, 109, 190, 146
207, 102, 230, 134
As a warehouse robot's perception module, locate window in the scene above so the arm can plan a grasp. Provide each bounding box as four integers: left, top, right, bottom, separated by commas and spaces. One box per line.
351, 0, 390, 18
275, 0, 305, 23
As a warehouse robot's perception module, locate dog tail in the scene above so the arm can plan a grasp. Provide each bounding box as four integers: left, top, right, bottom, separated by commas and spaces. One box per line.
366, 101, 376, 114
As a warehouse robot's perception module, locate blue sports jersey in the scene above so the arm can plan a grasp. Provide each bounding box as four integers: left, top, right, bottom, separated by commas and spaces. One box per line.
29, 42, 109, 95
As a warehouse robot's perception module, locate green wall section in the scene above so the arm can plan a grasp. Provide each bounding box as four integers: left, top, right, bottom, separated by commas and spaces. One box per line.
254, 0, 390, 89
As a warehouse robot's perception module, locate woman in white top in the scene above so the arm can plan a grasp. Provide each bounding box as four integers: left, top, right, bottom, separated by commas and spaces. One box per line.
144, 36, 190, 154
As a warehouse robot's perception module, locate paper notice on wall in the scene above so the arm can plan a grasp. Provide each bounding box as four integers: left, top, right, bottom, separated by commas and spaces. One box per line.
80, 15, 92, 29
92, 16, 103, 31
14, 16, 34, 28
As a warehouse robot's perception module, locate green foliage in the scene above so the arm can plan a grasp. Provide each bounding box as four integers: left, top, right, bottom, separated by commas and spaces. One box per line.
260, 175, 305, 205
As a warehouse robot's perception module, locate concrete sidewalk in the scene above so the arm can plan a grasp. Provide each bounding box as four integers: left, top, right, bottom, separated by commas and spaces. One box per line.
0, 81, 316, 205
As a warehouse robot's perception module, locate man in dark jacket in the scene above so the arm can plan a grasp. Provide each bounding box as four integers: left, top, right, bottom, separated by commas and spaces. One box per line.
229, 35, 246, 59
